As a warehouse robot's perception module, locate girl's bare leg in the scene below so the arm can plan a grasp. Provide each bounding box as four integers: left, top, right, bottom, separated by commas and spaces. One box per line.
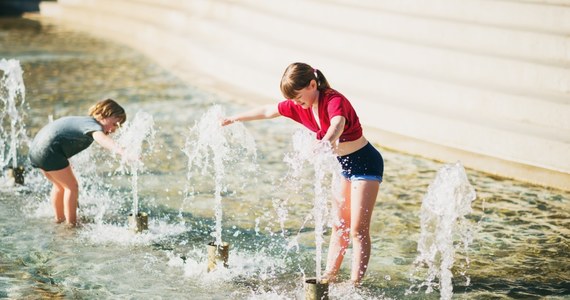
42, 171, 65, 223
349, 180, 379, 285
43, 166, 79, 226
324, 177, 352, 281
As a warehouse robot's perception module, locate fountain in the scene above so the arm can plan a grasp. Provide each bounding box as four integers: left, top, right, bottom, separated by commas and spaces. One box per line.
116, 111, 155, 232
4, 18, 570, 298
0, 59, 29, 185
407, 161, 477, 300
284, 130, 341, 300
183, 105, 256, 272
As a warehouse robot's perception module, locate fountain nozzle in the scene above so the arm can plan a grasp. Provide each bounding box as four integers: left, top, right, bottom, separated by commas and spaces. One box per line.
128, 212, 148, 232
6, 166, 24, 185
304, 277, 329, 300
206, 241, 229, 272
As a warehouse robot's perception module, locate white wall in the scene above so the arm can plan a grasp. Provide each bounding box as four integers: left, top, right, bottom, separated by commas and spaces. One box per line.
39, 0, 570, 189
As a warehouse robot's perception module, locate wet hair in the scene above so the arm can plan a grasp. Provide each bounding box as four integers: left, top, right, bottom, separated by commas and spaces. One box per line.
88, 98, 127, 124
280, 62, 331, 99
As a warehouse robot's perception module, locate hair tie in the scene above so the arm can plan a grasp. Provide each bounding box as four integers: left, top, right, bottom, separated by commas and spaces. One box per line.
313, 68, 318, 79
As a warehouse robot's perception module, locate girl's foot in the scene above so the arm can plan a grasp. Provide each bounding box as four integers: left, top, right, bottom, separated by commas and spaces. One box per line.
64, 223, 78, 230
351, 280, 362, 287
321, 271, 338, 283
54, 218, 65, 224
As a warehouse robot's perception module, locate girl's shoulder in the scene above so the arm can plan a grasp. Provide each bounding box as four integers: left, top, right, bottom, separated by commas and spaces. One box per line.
55, 115, 92, 122
53, 116, 100, 129
322, 88, 347, 101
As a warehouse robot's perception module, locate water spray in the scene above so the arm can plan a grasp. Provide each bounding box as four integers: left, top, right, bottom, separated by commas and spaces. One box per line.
183, 105, 256, 272
117, 111, 155, 233
407, 162, 476, 300
285, 130, 340, 299
0, 59, 28, 185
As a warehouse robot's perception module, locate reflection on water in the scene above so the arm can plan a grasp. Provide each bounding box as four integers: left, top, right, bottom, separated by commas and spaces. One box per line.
0, 16, 569, 299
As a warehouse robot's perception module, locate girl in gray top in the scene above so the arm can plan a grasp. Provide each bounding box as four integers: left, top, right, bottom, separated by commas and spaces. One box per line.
29, 99, 129, 227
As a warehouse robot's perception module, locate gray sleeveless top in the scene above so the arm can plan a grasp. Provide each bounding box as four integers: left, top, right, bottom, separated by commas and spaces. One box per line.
29, 116, 103, 171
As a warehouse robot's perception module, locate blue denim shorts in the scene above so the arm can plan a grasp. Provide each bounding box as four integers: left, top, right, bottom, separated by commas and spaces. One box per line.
337, 142, 384, 182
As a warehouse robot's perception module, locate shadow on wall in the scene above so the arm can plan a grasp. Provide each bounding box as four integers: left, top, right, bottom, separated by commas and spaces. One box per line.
0, 0, 52, 17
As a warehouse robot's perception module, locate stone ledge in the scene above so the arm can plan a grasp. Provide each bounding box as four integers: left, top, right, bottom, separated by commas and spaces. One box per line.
366, 127, 570, 191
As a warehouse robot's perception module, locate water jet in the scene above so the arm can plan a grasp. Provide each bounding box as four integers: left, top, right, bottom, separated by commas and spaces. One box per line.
183, 105, 256, 273
408, 162, 476, 300
1, 59, 29, 185
285, 130, 340, 295
116, 111, 155, 233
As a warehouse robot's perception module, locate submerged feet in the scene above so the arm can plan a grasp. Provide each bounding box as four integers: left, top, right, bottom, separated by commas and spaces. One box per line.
321, 271, 338, 284
351, 279, 362, 287
54, 217, 78, 228
322, 271, 363, 288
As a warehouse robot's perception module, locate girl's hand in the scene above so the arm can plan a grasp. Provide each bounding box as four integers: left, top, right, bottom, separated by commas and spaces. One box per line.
220, 118, 235, 127
122, 151, 142, 165
312, 140, 333, 154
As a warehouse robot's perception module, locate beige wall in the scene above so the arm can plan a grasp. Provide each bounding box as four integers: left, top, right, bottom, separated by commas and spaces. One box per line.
39, 0, 570, 190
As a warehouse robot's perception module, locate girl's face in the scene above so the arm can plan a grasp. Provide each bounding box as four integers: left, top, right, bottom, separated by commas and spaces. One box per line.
290, 80, 319, 109
99, 116, 122, 134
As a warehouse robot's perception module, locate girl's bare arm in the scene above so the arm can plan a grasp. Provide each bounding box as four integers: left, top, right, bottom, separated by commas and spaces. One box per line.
221, 104, 281, 126
321, 115, 345, 145
92, 131, 124, 155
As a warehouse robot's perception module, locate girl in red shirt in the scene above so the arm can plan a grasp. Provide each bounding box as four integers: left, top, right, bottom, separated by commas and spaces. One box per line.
222, 62, 384, 286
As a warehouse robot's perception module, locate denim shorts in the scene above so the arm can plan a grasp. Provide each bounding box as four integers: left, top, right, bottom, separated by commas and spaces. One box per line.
337, 142, 384, 182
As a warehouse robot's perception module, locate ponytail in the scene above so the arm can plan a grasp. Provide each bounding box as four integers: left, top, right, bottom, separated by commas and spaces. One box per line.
280, 62, 331, 99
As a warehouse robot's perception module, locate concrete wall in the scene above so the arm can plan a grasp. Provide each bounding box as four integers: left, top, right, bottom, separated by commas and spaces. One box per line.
39, 0, 570, 190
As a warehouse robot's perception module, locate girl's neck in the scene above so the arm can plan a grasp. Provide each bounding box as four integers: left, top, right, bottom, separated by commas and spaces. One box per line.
312, 90, 320, 109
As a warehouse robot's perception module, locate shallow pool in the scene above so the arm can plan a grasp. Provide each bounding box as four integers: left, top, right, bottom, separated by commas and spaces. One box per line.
0, 16, 569, 299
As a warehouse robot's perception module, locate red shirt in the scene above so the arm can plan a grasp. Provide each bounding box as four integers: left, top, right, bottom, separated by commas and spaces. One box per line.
277, 89, 362, 142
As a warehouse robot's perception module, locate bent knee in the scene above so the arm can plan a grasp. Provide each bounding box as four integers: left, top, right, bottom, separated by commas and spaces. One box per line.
350, 227, 370, 240
59, 183, 78, 194
52, 184, 65, 193
331, 218, 350, 231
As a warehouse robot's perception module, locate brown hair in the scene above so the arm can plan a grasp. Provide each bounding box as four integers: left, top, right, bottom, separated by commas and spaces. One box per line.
88, 98, 127, 124
280, 62, 331, 99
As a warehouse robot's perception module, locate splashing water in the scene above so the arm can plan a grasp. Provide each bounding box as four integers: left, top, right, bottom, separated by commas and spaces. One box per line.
116, 111, 156, 216
284, 129, 342, 281
407, 162, 476, 300
0, 59, 28, 169
183, 105, 257, 246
